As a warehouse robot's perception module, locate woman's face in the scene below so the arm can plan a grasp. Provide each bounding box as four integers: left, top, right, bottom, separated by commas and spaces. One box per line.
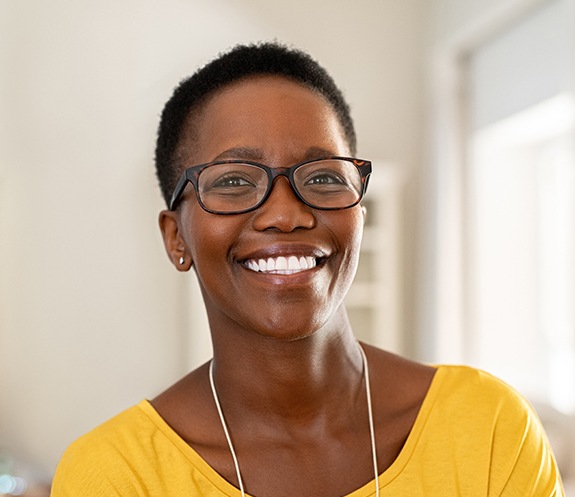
164, 76, 364, 340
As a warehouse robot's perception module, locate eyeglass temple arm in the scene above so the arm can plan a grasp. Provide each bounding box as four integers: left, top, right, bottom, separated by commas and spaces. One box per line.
169, 174, 189, 210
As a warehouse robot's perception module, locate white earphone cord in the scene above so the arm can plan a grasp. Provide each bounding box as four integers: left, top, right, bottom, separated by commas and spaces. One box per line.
208, 343, 379, 497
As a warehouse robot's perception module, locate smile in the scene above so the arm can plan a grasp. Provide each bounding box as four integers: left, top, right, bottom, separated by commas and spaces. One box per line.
243, 255, 317, 274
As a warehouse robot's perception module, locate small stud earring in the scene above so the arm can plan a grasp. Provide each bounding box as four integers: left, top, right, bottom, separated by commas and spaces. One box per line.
179, 257, 185, 265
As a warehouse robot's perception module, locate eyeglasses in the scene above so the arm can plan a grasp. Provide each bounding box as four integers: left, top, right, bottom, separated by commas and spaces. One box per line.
169, 156, 372, 214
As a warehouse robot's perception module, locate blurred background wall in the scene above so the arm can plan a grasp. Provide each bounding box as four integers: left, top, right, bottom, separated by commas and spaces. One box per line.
1, 0, 574, 491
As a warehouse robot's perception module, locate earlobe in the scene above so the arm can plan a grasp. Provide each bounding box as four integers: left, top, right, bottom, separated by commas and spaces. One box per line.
361, 205, 367, 222
158, 210, 193, 271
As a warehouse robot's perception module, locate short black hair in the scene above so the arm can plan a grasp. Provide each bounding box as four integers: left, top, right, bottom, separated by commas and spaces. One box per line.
154, 42, 357, 206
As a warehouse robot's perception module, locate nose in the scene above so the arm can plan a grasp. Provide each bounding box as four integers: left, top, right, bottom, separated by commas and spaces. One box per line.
251, 176, 315, 232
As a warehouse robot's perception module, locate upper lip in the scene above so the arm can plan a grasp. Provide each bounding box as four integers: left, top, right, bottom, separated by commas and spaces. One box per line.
235, 242, 332, 263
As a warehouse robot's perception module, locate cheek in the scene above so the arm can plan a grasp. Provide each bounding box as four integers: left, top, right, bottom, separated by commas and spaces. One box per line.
182, 205, 234, 268
342, 207, 365, 256
327, 209, 365, 285
344, 229, 364, 286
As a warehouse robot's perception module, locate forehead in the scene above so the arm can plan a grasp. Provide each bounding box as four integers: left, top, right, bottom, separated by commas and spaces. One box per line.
179, 76, 349, 164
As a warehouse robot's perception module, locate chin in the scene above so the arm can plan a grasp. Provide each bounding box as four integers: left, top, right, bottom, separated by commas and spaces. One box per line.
246, 305, 343, 342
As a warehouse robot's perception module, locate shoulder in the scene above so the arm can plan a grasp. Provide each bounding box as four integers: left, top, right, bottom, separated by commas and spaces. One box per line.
432, 364, 530, 410
363, 347, 536, 426
423, 365, 540, 443
52, 397, 248, 497
426, 365, 564, 495
366, 351, 564, 495
64, 401, 159, 454
51, 402, 160, 496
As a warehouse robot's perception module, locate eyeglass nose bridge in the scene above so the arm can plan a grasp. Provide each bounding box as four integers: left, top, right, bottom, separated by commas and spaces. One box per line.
267, 166, 293, 181
259, 165, 309, 207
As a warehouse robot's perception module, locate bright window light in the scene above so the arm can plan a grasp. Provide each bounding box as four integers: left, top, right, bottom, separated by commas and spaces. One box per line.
468, 92, 575, 414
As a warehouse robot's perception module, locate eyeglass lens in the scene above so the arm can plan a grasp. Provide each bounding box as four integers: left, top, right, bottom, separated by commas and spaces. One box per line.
197, 159, 363, 213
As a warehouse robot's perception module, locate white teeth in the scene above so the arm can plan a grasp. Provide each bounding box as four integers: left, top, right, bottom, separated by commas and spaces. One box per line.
288, 256, 299, 270
246, 260, 258, 271
244, 255, 318, 273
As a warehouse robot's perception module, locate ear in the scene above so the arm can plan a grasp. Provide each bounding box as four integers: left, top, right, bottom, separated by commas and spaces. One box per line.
361, 204, 367, 223
158, 210, 192, 271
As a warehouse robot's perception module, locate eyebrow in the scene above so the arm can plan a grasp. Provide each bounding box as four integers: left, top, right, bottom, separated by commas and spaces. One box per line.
211, 146, 339, 163
302, 146, 338, 160
212, 147, 264, 162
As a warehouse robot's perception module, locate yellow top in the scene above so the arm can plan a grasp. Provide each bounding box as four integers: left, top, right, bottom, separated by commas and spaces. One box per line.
51, 366, 564, 496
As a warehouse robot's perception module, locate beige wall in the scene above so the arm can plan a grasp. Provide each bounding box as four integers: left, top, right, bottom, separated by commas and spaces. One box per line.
427, 0, 505, 42
0, 0, 426, 475
426, 0, 550, 47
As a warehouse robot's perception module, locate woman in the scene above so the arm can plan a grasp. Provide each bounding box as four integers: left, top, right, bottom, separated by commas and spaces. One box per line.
51, 43, 564, 496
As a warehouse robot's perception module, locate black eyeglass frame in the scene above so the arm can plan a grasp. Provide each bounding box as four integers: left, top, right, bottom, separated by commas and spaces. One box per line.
168, 156, 372, 214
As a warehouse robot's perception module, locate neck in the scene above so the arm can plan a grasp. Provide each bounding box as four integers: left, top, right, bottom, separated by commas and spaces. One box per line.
208, 316, 364, 427
208, 332, 380, 497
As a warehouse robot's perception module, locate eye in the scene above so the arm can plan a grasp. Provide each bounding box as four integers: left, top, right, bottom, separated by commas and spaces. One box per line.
304, 169, 346, 186
201, 169, 260, 192
210, 174, 256, 188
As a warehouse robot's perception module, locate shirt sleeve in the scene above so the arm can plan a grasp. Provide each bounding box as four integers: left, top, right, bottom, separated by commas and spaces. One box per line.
487, 381, 565, 497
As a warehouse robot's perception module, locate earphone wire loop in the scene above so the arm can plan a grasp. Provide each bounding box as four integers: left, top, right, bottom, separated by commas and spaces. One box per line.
209, 360, 246, 497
